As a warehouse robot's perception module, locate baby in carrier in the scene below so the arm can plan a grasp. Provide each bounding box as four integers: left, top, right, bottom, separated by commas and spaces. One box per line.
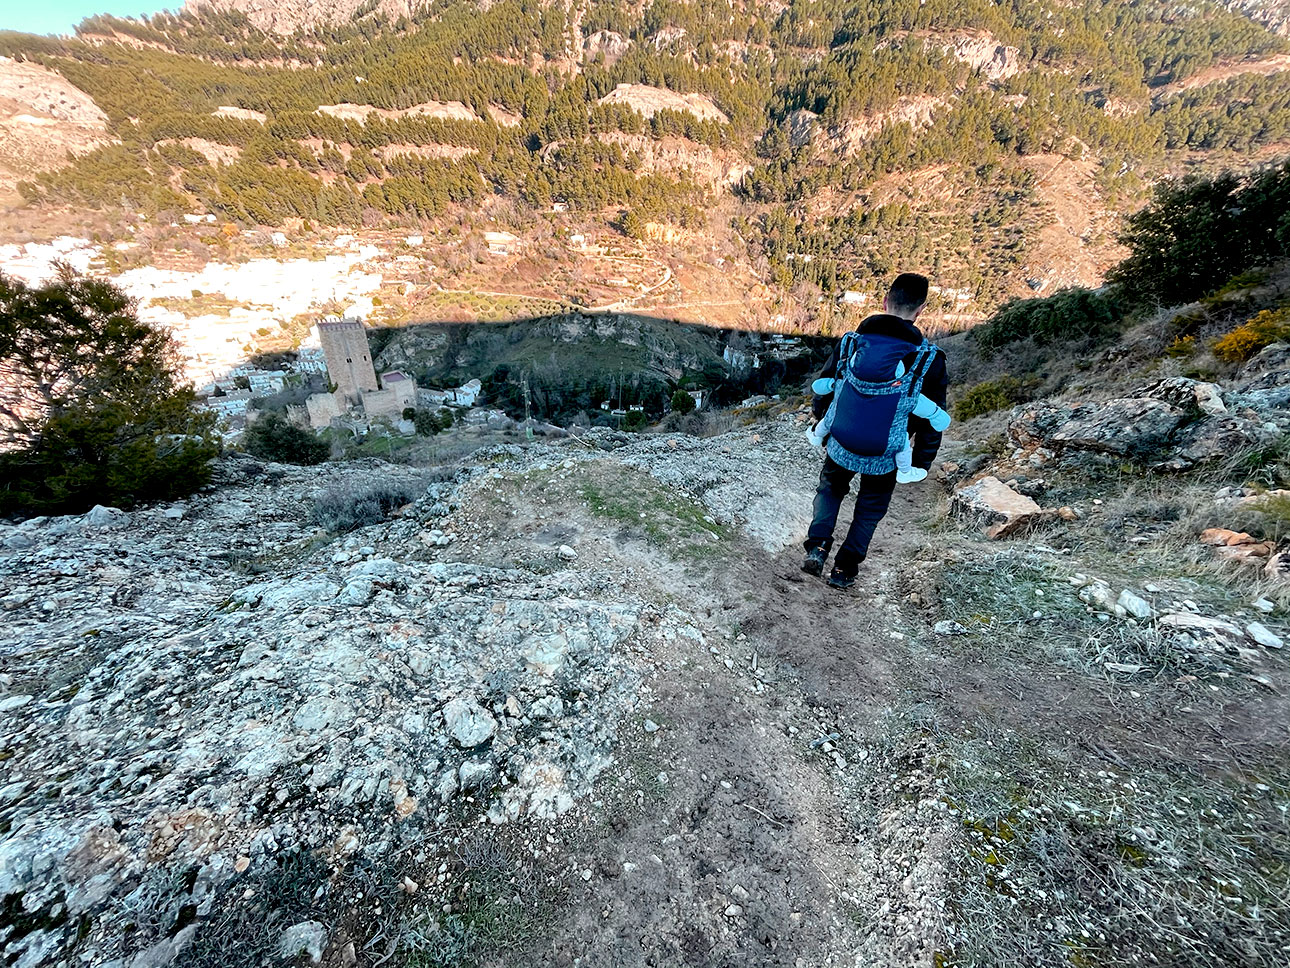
806, 360, 950, 483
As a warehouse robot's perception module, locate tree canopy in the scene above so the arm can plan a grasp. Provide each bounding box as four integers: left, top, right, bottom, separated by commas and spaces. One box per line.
0, 268, 219, 515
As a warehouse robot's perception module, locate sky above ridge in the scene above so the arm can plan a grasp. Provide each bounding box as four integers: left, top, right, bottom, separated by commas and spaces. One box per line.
3, 2, 173, 36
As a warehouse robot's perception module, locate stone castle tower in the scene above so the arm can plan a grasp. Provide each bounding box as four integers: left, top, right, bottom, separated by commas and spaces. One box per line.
316, 317, 378, 403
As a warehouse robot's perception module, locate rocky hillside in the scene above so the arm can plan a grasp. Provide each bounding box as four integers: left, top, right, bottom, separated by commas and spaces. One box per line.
0, 58, 112, 200
3, 293, 1288, 967
181, 0, 417, 35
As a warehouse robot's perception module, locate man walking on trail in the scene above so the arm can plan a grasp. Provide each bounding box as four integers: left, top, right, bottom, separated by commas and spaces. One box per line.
802, 272, 948, 590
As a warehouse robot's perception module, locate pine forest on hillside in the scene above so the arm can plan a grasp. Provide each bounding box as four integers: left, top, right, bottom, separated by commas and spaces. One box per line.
2, 0, 1290, 315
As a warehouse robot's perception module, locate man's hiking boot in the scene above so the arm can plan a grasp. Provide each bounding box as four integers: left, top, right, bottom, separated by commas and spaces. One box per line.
801, 547, 828, 576
827, 567, 857, 590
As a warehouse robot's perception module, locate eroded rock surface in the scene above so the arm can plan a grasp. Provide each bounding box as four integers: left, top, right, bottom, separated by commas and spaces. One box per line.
0, 455, 663, 966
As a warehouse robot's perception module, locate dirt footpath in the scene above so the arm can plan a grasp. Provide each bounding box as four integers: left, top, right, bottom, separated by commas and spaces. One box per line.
534, 475, 958, 968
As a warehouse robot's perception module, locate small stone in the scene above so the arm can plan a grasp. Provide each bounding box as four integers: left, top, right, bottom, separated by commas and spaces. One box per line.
401, 876, 420, 894
1246, 622, 1283, 649
558, 544, 577, 560
725, 904, 743, 917
459, 759, 493, 790
1252, 597, 1275, 614
643, 719, 659, 733
1104, 662, 1143, 674
1078, 581, 1117, 613
278, 921, 327, 964
933, 620, 968, 636
234, 855, 251, 873
0, 695, 33, 712
1117, 590, 1155, 621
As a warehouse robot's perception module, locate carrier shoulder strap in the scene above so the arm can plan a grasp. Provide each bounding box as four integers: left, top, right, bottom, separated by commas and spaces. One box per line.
834, 331, 861, 378
904, 341, 938, 398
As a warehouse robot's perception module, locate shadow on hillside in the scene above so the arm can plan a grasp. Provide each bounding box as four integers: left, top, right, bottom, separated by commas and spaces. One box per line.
252, 310, 835, 427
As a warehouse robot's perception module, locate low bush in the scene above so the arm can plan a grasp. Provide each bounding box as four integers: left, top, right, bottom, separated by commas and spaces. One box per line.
1212, 306, 1290, 364
656, 410, 736, 437
974, 287, 1121, 353
952, 375, 1036, 421
1226, 434, 1290, 490
242, 412, 329, 465
310, 480, 420, 532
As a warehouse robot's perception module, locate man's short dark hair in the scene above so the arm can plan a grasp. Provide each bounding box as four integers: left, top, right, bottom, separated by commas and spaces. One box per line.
888, 272, 929, 314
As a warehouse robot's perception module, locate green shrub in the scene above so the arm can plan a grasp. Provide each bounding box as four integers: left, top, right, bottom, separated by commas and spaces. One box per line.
670, 388, 696, 414
413, 409, 440, 436
1202, 268, 1270, 304
242, 412, 329, 465
974, 288, 1121, 352
310, 480, 419, 532
952, 376, 1035, 421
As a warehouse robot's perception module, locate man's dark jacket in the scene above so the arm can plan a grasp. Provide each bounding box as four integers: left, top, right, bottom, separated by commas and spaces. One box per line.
810, 313, 948, 471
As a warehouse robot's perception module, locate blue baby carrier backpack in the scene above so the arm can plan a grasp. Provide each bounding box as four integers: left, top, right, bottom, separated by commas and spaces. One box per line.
823, 331, 939, 474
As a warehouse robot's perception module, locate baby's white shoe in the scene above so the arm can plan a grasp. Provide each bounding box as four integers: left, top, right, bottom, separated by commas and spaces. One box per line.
896, 466, 928, 484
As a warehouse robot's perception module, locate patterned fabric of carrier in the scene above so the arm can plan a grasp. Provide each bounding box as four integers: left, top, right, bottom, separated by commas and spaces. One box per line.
824, 331, 938, 474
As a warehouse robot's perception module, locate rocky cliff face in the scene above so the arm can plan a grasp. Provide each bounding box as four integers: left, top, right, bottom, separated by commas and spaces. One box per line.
1223, 0, 1290, 35
0, 58, 112, 198
183, 0, 419, 33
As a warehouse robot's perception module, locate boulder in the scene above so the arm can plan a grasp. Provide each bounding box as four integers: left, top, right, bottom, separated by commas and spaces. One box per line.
1049, 398, 1187, 456
84, 505, 128, 527
951, 476, 1050, 538
1136, 376, 1227, 415
1167, 415, 1267, 469
1007, 403, 1078, 448
1233, 365, 1290, 410
1240, 341, 1290, 378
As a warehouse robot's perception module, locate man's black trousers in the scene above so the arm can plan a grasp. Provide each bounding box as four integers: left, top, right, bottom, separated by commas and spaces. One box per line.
804, 456, 897, 576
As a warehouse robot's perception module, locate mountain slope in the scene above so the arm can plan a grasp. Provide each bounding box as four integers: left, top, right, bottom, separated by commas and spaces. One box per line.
3, 0, 1290, 322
